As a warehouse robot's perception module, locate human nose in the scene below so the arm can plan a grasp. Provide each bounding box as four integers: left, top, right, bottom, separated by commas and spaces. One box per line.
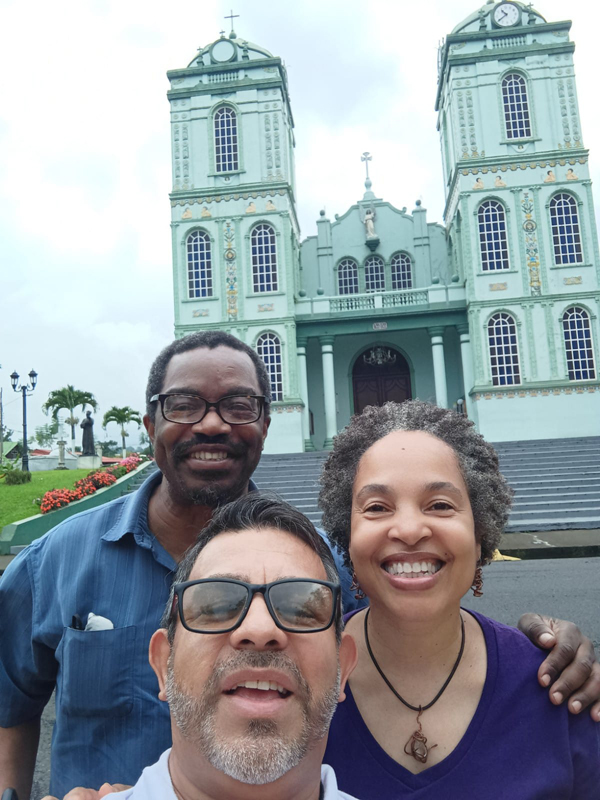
386, 507, 432, 547
229, 593, 288, 651
189, 405, 231, 436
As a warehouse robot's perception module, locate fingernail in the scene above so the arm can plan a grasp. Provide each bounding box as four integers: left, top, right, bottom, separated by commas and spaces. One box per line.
539, 632, 554, 645
571, 700, 582, 714
553, 691, 564, 704
540, 674, 551, 686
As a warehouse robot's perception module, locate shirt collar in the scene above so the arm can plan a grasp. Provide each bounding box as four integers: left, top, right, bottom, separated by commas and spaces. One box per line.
101, 469, 259, 545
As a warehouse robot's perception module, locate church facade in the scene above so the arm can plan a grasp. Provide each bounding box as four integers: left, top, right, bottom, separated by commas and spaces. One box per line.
166, 1, 599, 453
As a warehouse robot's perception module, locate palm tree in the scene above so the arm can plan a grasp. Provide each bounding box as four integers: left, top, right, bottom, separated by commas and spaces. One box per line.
102, 406, 143, 457
42, 385, 98, 453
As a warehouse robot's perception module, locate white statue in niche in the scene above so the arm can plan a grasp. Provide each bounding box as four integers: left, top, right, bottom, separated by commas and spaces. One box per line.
363, 208, 377, 238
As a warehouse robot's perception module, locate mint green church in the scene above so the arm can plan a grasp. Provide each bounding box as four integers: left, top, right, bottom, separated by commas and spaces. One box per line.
166, 1, 599, 454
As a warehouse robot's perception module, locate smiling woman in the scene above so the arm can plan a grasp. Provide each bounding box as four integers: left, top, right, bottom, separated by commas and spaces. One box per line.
319, 400, 600, 799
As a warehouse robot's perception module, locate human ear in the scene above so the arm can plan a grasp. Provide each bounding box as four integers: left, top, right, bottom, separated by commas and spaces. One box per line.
149, 628, 171, 702
143, 414, 155, 445
337, 633, 358, 703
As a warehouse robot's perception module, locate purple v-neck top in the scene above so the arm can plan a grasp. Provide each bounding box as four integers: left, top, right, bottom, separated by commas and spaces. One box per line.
324, 610, 600, 799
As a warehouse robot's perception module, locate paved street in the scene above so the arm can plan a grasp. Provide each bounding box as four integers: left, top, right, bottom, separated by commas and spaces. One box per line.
29, 556, 600, 799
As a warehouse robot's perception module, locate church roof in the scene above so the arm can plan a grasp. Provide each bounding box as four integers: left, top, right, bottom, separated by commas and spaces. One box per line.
187, 32, 274, 69
450, 1, 546, 35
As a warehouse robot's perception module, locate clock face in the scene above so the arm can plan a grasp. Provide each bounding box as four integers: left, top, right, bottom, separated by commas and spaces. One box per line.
493, 2, 521, 27
211, 39, 236, 63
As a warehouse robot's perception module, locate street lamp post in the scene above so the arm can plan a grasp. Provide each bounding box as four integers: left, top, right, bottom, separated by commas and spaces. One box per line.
10, 369, 38, 472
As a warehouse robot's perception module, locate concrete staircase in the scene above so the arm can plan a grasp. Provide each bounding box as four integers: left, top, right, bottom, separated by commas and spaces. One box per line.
495, 437, 600, 533
252, 437, 600, 534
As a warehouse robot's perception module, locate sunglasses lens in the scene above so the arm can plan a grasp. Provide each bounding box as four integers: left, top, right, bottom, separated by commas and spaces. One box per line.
269, 582, 334, 631
181, 581, 248, 632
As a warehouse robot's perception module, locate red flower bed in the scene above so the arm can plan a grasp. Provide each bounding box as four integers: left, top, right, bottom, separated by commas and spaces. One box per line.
39, 455, 147, 514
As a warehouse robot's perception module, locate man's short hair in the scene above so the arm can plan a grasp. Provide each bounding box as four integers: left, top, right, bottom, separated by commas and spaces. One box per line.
145, 331, 272, 421
162, 493, 343, 643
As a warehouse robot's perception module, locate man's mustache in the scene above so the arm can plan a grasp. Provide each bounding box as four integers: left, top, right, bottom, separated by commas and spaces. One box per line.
213, 651, 311, 702
172, 435, 247, 463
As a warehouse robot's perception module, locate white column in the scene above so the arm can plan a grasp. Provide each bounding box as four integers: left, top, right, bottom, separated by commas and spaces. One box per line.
458, 326, 474, 418
320, 336, 337, 449
429, 327, 448, 409
296, 339, 315, 451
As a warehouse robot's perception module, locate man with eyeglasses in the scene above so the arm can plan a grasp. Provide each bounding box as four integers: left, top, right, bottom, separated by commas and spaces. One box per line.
1, 330, 599, 799
58, 495, 359, 799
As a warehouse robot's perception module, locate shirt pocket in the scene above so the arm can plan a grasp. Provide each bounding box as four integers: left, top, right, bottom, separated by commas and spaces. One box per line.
58, 625, 137, 717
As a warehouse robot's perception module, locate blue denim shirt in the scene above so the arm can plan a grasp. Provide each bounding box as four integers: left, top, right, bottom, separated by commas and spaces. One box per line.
0, 469, 362, 795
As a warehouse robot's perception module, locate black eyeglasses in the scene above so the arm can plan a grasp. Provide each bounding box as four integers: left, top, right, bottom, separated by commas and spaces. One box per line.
172, 578, 340, 634
150, 393, 265, 425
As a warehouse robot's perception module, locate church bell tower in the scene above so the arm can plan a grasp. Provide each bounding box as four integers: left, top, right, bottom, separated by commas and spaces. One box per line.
166, 26, 305, 452
436, 0, 600, 441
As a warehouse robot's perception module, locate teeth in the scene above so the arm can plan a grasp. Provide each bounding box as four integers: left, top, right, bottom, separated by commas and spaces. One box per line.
384, 561, 442, 577
190, 451, 228, 461
233, 680, 288, 694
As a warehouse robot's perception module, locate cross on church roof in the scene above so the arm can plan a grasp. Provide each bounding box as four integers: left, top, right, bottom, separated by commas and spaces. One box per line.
225, 10, 240, 33
361, 151, 372, 180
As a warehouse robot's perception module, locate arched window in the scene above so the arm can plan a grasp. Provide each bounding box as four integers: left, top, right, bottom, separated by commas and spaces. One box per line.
365, 256, 385, 293
186, 231, 212, 298
391, 253, 413, 290
214, 106, 239, 173
251, 224, 278, 292
502, 73, 532, 139
563, 307, 596, 380
478, 200, 510, 271
488, 313, 521, 386
338, 259, 359, 295
550, 193, 583, 265
256, 333, 283, 401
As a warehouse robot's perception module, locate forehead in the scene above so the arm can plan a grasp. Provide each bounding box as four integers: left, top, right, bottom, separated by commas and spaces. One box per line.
189, 527, 328, 583
356, 430, 464, 486
162, 346, 260, 397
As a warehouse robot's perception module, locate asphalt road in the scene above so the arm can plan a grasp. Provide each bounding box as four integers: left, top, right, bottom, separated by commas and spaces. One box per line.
29, 557, 600, 799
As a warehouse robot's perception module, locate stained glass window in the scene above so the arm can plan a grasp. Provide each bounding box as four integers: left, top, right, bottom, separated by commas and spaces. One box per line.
550, 193, 583, 265
391, 253, 413, 290
256, 333, 283, 401
563, 307, 596, 380
214, 106, 239, 172
478, 200, 510, 271
186, 231, 212, 298
502, 74, 532, 139
251, 224, 278, 292
488, 312, 521, 386
338, 259, 359, 295
365, 256, 385, 293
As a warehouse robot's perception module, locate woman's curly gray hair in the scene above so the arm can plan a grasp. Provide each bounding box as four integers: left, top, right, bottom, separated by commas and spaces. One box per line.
319, 400, 513, 567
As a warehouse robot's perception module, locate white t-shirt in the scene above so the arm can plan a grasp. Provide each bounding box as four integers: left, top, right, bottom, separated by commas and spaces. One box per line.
111, 748, 359, 799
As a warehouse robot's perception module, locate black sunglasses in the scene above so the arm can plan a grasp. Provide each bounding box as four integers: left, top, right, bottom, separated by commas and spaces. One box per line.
172, 578, 340, 634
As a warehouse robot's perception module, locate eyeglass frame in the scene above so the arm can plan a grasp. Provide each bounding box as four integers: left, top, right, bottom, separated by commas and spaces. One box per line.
150, 393, 266, 426
171, 577, 341, 635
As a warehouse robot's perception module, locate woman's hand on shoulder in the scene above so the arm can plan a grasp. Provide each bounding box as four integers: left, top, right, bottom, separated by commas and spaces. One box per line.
518, 613, 600, 721
41, 784, 130, 799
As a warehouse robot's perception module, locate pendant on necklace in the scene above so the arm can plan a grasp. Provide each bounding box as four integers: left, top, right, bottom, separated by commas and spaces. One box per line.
403, 708, 438, 764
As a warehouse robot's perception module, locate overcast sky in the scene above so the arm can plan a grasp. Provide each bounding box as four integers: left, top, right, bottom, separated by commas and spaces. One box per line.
1, 0, 598, 447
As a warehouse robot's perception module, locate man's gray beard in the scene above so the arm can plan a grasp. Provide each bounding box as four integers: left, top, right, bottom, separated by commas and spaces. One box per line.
166, 650, 340, 786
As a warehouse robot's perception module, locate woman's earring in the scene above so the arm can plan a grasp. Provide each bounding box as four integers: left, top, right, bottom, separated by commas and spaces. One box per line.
471, 565, 484, 597
350, 572, 366, 601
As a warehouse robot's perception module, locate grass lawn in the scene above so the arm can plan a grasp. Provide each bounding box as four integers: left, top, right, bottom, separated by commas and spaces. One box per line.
0, 469, 92, 529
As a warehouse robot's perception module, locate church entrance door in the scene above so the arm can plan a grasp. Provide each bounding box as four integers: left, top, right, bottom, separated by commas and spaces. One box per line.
352, 346, 411, 415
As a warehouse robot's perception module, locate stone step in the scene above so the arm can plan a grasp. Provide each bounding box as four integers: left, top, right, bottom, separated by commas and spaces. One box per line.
506, 517, 600, 532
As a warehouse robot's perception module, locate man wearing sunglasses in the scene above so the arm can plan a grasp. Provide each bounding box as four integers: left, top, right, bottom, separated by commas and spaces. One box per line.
1, 330, 599, 799
85, 494, 358, 799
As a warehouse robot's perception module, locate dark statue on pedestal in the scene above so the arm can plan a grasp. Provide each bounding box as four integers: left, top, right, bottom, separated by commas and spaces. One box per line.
80, 411, 95, 456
